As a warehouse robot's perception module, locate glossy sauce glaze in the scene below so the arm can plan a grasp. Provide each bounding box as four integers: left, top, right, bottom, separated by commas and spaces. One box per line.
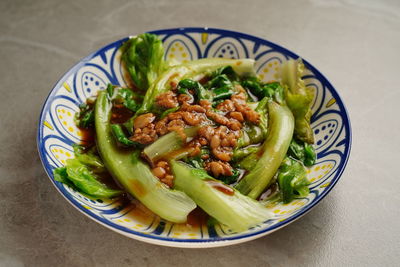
204, 179, 235, 196
79, 127, 95, 146
258, 182, 279, 201
118, 195, 211, 229
182, 207, 209, 228
110, 105, 134, 124
95, 170, 123, 191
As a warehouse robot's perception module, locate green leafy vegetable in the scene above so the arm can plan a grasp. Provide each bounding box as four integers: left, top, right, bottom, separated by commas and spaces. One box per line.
185, 157, 203, 169
106, 83, 115, 98
184, 147, 209, 169
233, 146, 260, 161
110, 124, 138, 147
177, 75, 234, 103
177, 79, 211, 101
177, 78, 198, 94
235, 101, 295, 199
121, 33, 165, 91
239, 124, 265, 146
72, 144, 105, 173
218, 168, 241, 185
255, 97, 269, 136
74, 101, 95, 129
171, 161, 272, 232
143, 126, 199, 163
236, 130, 251, 148
106, 83, 143, 111
241, 77, 263, 97
268, 83, 284, 104
212, 86, 234, 101
53, 143, 120, 198
280, 59, 314, 144
113, 88, 141, 112
278, 157, 310, 203
288, 139, 316, 166
210, 66, 239, 81
207, 74, 233, 90
206, 72, 236, 102
239, 150, 261, 171
53, 167, 73, 186
53, 159, 122, 198
241, 78, 284, 103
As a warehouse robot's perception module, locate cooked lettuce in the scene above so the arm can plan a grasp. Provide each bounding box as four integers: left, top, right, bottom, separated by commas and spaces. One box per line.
206, 74, 235, 101
74, 100, 95, 129
72, 144, 105, 173
288, 139, 316, 166
241, 78, 284, 104
277, 157, 310, 203
177, 73, 237, 104
171, 161, 272, 232
53, 159, 122, 198
112, 87, 141, 112
280, 59, 314, 144
210, 65, 239, 81
233, 146, 260, 162
53, 167, 73, 187
143, 126, 199, 163
235, 101, 294, 199
53, 143, 121, 198
110, 124, 138, 147
122, 33, 165, 91
177, 79, 212, 101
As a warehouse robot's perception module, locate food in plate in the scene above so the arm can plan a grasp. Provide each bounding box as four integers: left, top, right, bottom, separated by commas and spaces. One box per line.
53, 33, 316, 232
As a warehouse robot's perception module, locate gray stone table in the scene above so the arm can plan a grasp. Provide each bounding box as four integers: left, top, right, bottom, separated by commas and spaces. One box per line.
1, 0, 399, 266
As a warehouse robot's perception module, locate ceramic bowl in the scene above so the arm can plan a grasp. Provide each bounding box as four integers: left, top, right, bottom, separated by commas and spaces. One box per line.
37, 27, 351, 248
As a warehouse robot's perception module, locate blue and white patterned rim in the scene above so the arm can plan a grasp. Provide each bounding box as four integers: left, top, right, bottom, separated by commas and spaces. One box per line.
37, 27, 351, 247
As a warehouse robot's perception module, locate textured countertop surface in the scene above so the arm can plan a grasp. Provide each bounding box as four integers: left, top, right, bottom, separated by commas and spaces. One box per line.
1, 0, 399, 266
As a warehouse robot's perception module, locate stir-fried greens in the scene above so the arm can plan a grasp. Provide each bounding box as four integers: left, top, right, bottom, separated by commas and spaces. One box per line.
53, 33, 316, 232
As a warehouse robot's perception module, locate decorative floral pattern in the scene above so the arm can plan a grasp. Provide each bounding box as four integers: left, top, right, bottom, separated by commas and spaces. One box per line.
37, 28, 351, 247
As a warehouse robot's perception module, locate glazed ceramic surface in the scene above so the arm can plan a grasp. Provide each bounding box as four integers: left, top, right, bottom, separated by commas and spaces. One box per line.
37, 28, 351, 248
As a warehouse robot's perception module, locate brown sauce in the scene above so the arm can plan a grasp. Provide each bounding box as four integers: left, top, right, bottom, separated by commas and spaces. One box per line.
198, 75, 210, 85
258, 182, 279, 201
114, 192, 134, 206
256, 146, 265, 158
95, 170, 122, 191
79, 127, 95, 146
205, 179, 235, 196
185, 207, 209, 227
121, 60, 136, 90
130, 179, 147, 198
112, 196, 157, 225
110, 105, 134, 124
77, 98, 96, 145
126, 199, 156, 224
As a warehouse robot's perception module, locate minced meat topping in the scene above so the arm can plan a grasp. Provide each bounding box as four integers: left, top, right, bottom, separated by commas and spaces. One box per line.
129, 85, 260, 183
